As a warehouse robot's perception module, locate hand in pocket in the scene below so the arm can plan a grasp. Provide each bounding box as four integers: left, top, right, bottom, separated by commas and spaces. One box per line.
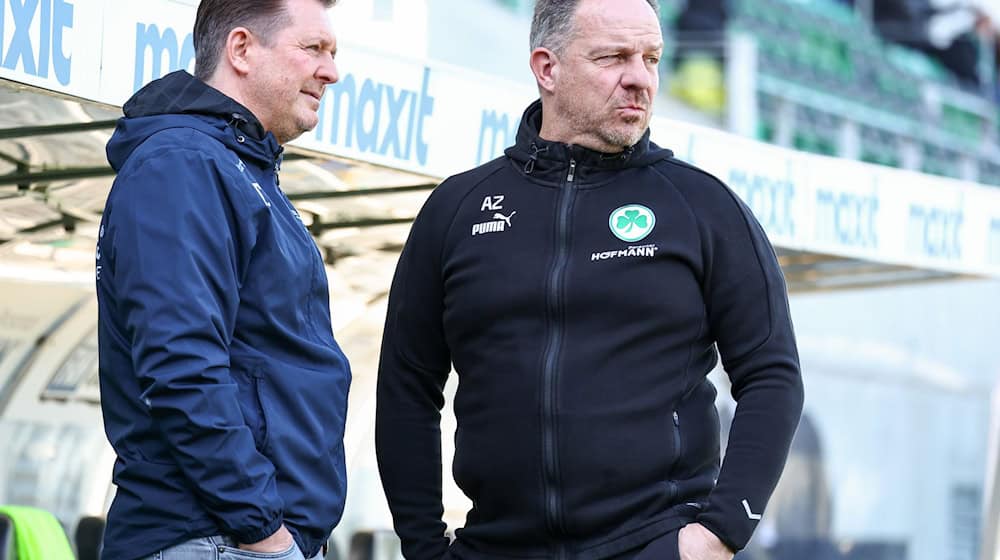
678, 524, 733, 560
240, 524, 295, 552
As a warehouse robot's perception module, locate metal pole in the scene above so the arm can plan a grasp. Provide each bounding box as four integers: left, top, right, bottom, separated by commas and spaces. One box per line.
726, 31, 760, 138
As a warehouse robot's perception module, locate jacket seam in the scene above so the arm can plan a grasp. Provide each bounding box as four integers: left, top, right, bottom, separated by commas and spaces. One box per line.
650, 165, 710, 392
656, 159, 776, 364
650, 164, 706, 284
392, 161, 508, 372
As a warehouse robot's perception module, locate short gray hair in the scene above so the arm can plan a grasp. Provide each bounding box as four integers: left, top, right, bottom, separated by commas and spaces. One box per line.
530, 0, 660, 54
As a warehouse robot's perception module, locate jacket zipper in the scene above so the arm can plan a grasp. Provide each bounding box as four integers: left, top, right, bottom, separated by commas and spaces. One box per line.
672, 411, 682, 459
668, 410, 682, 499
540, 158, 576, 548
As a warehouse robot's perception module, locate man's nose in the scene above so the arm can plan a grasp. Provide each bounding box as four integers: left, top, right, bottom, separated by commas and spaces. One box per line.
621, 55, 654, 91
317, 58, 339, 85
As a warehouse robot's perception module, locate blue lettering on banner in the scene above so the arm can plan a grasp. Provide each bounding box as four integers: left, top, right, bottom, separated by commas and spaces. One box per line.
315, 67, 435, 166
0, 0, 73, 86
906, 204, 963, 260
476, 109, 518, 165
815, 189, 879, 249
989, 218, 1000, 265
727, 167, 796, 238
133, 23, 195, 92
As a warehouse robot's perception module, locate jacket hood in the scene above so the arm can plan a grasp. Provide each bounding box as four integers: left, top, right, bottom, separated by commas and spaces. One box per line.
106, 70, 282, 171
504, 99, 673, 185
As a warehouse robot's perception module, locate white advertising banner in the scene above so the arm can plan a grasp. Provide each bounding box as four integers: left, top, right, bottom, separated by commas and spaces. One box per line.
295, 48, 534, 179
0, 0, 998, 278
0, 0, 104, 100
653, 118, 1000, 278
100, 0, 197, 104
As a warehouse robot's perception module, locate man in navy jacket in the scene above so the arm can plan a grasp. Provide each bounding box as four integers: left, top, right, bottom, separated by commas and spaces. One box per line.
375, 0, 804, 559
96, 1, 349, 559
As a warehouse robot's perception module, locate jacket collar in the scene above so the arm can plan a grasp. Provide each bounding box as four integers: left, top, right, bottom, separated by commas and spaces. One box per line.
504, 99, 670, 185
108, 71, 283, 170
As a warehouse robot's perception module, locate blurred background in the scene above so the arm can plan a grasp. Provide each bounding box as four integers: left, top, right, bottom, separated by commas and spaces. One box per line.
0, 1, 999, 559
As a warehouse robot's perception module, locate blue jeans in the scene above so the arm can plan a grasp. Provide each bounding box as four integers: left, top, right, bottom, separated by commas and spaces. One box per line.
145, 535, 323, 560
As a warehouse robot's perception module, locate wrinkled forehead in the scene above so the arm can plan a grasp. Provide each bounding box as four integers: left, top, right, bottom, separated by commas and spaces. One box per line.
570, 0, 662, 50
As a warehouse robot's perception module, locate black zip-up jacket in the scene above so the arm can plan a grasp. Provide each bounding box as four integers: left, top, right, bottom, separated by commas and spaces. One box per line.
376, 100, 804, 560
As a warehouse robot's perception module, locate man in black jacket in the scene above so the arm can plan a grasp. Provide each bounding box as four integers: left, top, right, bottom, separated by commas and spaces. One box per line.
375, 0, 804, 559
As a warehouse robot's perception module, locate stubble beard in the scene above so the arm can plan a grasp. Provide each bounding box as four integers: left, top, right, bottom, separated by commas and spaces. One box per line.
563, 92, 651, 151
551, 91, 651, 152
580, 111, 648, 152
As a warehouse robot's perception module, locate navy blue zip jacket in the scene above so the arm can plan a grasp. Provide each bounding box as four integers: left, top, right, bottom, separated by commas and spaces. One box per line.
97, 70, 351, 560
376, 100, 803, 559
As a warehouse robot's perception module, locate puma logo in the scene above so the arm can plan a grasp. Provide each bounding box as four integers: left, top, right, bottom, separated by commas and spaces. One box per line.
472, 211, 517, 236
493, 211, 516, 227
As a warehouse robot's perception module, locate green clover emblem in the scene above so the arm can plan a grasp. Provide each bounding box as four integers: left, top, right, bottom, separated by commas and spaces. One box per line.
616, 209, 649, 233
609, 205, 655, 242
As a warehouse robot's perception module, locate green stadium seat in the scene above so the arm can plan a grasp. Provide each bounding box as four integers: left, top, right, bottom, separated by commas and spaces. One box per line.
0, 506, 74, 560
694, 0, 999, 176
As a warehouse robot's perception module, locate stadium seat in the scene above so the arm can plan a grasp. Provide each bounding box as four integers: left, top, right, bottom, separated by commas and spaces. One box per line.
670, 53, 726, 115
0, 506, 74, 560
679, 0, 997, 175
75, 516, 105, 560
0, 513, 15, 560
726, 0, 993, 160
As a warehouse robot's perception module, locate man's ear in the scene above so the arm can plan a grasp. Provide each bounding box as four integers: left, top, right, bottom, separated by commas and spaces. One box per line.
530, 48, 559, 94
225, 27, 254, 76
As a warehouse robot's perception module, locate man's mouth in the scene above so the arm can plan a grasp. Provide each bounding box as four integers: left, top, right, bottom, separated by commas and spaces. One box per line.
618, 105, 646, 116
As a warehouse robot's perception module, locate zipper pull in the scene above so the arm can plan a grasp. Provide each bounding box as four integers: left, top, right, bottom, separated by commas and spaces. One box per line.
567, 159, 576, 182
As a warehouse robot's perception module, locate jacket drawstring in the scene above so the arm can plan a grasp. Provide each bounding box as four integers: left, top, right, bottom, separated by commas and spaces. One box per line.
229, 113, 248, 143
274, 151, 283, 186
523, 143, 549, 174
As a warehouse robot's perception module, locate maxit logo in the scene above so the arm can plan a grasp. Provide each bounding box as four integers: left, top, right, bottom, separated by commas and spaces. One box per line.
610, 204, 655, 242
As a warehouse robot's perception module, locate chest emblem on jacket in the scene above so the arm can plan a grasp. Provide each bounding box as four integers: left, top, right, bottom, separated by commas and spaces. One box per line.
472, 195, 515, 236
590, 204, 659, 262
610, 204, 655, 242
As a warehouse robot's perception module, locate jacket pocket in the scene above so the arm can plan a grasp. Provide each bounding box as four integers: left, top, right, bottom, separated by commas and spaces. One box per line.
256, 361, 349, 458
231, 364, 269, 451
672, 380, 720, 479
251, 359, 351, 527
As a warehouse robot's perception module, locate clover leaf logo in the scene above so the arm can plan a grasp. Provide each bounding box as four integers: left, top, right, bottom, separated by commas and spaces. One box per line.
617, 210, 648, 232
609, 204, 655, 242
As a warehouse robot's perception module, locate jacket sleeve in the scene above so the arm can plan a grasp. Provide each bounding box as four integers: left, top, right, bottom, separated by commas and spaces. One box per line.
693, 185, 805, 551
108, 148, 284, 544
375, 186, 454, 560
